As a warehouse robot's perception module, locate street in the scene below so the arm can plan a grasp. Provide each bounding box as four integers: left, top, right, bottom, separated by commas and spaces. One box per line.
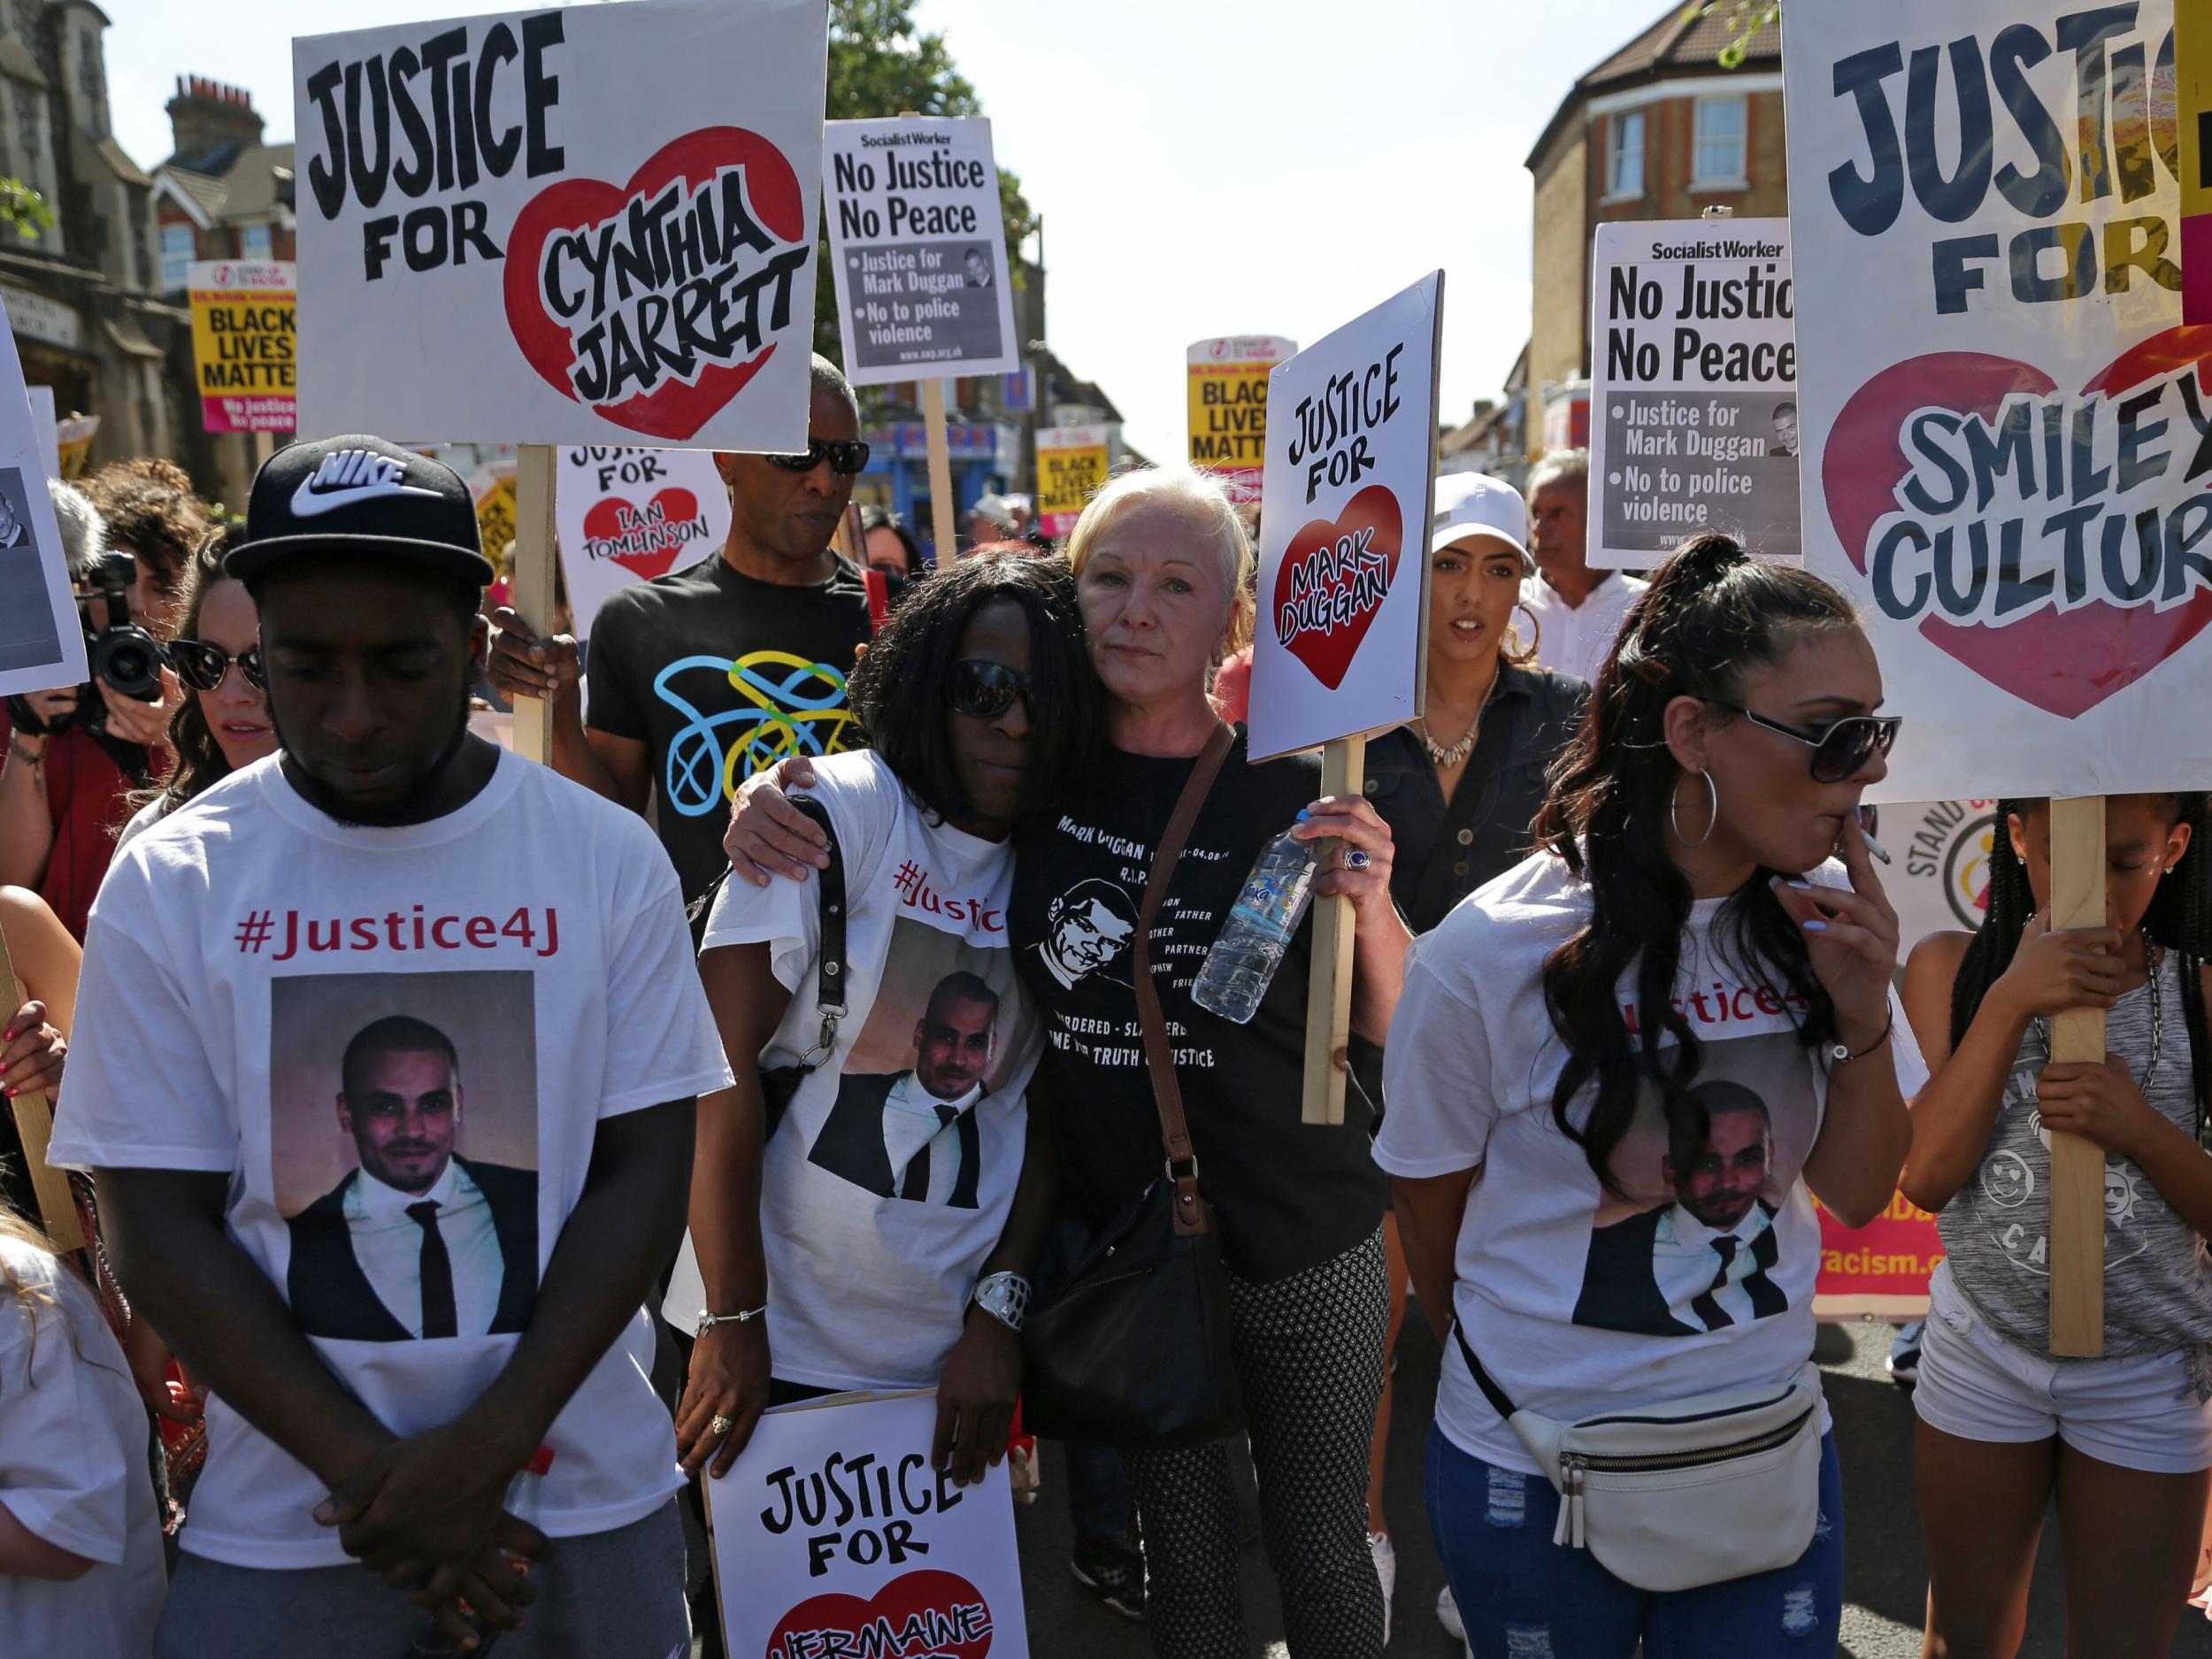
1011, 1305, 2212, 1658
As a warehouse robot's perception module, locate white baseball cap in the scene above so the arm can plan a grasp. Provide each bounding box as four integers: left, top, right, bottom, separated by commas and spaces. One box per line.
1430, 472, 1532, 574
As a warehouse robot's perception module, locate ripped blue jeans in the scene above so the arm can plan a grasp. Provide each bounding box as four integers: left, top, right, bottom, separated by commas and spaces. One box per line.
1425, 1426, 1844, 1659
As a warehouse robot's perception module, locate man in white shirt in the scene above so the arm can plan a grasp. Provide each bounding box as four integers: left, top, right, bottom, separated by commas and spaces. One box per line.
1574, 1080, 1786, 1336
50, 434, 727, 1658
286, 1016, 536, 1341
1518, 448, 1648, 687
809, 972, 997, 1209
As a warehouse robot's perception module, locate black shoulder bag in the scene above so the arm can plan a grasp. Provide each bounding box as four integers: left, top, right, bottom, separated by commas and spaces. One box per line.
694, 796, 847, 1141
1020, 724, 1244, 1448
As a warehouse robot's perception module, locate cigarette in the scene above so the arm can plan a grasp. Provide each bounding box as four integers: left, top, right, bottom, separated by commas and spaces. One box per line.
1861, 831, 1893, 866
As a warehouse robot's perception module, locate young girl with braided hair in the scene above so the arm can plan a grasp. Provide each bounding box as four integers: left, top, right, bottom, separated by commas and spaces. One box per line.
1901, 795, 2212, 1657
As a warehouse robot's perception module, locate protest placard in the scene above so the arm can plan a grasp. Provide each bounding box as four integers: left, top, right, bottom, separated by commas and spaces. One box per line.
54, 412, 94, 480
1586, 220, 1800, 569
0, 311, 86, 703
1786, 0, 2208, 803
1187, 334, 1294, 503
1815, 1193, 1945, 1321
556, 443, 729, 635
1250, 275, 1442, 1125
709, 1391, 1028, 1659
27, 385, 56, 480
1249, 280, 1440, 763
1786, 0, 2200, 1356
1034, 424, 1108, 537
2184, 2, 2210, 322
292, 0, 825, 449
188, 260, 296, 433
472, 468, 518, 563
823, 117, 1018, 386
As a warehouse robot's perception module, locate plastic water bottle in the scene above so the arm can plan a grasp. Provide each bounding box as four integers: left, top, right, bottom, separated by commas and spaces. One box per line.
1192, 813, 1320, 1024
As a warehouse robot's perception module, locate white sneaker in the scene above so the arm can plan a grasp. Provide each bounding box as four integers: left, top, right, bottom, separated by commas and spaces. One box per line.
1368, 1531, 1396, 1646
1436, 1583, 1465, 1640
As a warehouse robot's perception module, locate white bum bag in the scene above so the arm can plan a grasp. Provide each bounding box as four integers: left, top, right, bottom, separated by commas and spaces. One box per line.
1454, 1325, 1823, 1594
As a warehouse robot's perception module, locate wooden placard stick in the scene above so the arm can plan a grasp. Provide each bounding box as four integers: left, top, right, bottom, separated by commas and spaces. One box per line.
1302, 733, 1366, 1126
2047, 793, 2107, 1356
922, 379, 958, 570
0, 923, 81, 1251
832, 502, 866, 565
509, 442, 559, 765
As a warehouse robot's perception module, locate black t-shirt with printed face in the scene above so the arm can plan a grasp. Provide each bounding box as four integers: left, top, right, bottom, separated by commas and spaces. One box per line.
1011, 730, 1390, 1283
585, 555, 874, 904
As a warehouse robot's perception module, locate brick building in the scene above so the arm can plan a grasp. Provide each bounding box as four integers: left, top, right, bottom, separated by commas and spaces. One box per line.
0, 0, 179, 471
150, 76, 294, 504
1525, 6, 1784, 455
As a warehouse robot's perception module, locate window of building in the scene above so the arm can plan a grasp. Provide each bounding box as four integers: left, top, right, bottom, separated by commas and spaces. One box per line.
16, 86, 37, 159
1607, 110, 1645, 199
241, 222, 273, 259
1694, 96, 1747, 186
161, 222, 195, 290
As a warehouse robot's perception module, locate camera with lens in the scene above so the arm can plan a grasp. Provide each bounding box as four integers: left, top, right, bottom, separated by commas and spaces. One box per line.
4, 550, 166, 740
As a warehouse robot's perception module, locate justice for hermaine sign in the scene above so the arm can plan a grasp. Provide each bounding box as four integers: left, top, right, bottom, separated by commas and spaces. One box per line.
1784, 0, 2212, 803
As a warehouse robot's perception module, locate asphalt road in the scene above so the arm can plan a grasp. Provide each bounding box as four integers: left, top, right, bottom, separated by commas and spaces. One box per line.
1010, 1305, 2212, 1657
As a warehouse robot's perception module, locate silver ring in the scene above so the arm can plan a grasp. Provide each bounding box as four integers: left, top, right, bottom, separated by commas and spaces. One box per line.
1343, 848, 1371, 870
709, 1414, 734, 1436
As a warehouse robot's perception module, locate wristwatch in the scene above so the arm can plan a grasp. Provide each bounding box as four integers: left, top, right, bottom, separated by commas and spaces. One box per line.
970, 1271, 1031, 1333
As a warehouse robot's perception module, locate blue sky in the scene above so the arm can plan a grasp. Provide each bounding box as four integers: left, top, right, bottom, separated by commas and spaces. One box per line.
104, 0, 1680, 458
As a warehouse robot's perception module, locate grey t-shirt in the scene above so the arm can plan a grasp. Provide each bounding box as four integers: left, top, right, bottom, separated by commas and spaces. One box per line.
1939, 949, 2212, 1356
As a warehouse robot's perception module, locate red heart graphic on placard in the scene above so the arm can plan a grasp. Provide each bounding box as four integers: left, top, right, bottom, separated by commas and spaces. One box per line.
1824, 326, 2212, 718
581, 487, 702, 580
1271, 484, 1403, 690
766, 1569, 995, 1659
503, 127, 807, 442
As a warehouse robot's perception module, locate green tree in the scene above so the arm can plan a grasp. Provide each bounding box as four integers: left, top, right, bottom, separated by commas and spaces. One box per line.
0, 179, 55, 241
1681, 1, 1779, 70
817, 0, 1037, 374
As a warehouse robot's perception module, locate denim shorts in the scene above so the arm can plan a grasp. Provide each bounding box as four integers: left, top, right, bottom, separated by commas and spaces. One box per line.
1425, 1426, 1844, 1659
1915, 1262, 2212, 1474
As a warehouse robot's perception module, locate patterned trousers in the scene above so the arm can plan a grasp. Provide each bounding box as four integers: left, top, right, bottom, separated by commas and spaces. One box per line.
1123, 1225, 1390, 1659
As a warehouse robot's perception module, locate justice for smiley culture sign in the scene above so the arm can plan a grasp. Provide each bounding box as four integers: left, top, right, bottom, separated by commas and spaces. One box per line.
1248, 273, 1443, 762
1786, 0, 2212, 801
292, 0, 826, 449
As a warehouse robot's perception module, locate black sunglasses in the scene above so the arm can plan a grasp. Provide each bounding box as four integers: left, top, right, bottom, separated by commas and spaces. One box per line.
764, 439, 871, 477
946, 658, 1033, 720
1705, 700, 1901, 783
167, 640, 265, 693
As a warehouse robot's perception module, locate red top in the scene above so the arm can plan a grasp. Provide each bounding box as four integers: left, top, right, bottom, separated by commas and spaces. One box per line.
29, 724, 144, 941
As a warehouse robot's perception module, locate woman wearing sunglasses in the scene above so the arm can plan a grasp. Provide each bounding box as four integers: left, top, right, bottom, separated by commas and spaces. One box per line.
116, 526, 274, 849
672, 551, 1101, 1499
1379, 533, 1921, 1657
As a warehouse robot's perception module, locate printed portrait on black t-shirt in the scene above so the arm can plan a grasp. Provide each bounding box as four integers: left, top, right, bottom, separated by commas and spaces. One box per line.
807, 918, 1033, 1210
1571, 1029, 1815, 1340
1029, 877, 1139, 993
271, 972, 541, 1343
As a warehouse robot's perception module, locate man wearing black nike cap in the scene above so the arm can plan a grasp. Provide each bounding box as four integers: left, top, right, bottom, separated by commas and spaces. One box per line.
48, 434, 732, 1655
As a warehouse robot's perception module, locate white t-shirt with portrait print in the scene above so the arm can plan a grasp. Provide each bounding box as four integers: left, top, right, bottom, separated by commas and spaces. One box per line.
47, 750, 732, 1569
1376, 851, 1927, 1475
665, 750, 1040, 1394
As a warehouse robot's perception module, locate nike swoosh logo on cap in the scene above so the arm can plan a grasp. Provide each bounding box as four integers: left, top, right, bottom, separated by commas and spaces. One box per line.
290, 449, 445, 518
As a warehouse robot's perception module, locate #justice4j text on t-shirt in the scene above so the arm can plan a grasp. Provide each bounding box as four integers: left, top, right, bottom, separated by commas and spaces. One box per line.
47, 751, 732, 1568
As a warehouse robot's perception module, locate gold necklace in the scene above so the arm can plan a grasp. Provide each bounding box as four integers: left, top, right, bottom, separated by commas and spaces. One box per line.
1418, 710, 1480, 768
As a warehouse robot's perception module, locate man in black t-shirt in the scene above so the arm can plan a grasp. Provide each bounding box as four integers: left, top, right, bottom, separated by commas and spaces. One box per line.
488, 356, 879, 904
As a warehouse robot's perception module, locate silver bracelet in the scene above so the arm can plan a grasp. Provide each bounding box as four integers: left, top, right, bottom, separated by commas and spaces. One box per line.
696, 1304, 767, 1337
970, 1271, 1030, 1333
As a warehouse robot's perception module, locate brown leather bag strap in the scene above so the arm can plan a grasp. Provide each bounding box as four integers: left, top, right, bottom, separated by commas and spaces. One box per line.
1133, 722, 1234, 1237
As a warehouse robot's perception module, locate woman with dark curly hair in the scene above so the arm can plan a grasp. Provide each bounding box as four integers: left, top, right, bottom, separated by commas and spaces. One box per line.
672, 549, 1102, 1495
114, 526, 275, 846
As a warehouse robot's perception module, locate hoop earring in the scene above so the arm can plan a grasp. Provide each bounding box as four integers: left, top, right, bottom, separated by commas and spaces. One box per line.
1671, 770, 1718, 849
1506, 603, 1542, 666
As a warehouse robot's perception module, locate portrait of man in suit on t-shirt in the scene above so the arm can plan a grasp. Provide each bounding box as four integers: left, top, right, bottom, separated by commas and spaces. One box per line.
1572, 1078, 1786, 1338
285, 1014, 538, 1342
808, 971, 998, 1209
